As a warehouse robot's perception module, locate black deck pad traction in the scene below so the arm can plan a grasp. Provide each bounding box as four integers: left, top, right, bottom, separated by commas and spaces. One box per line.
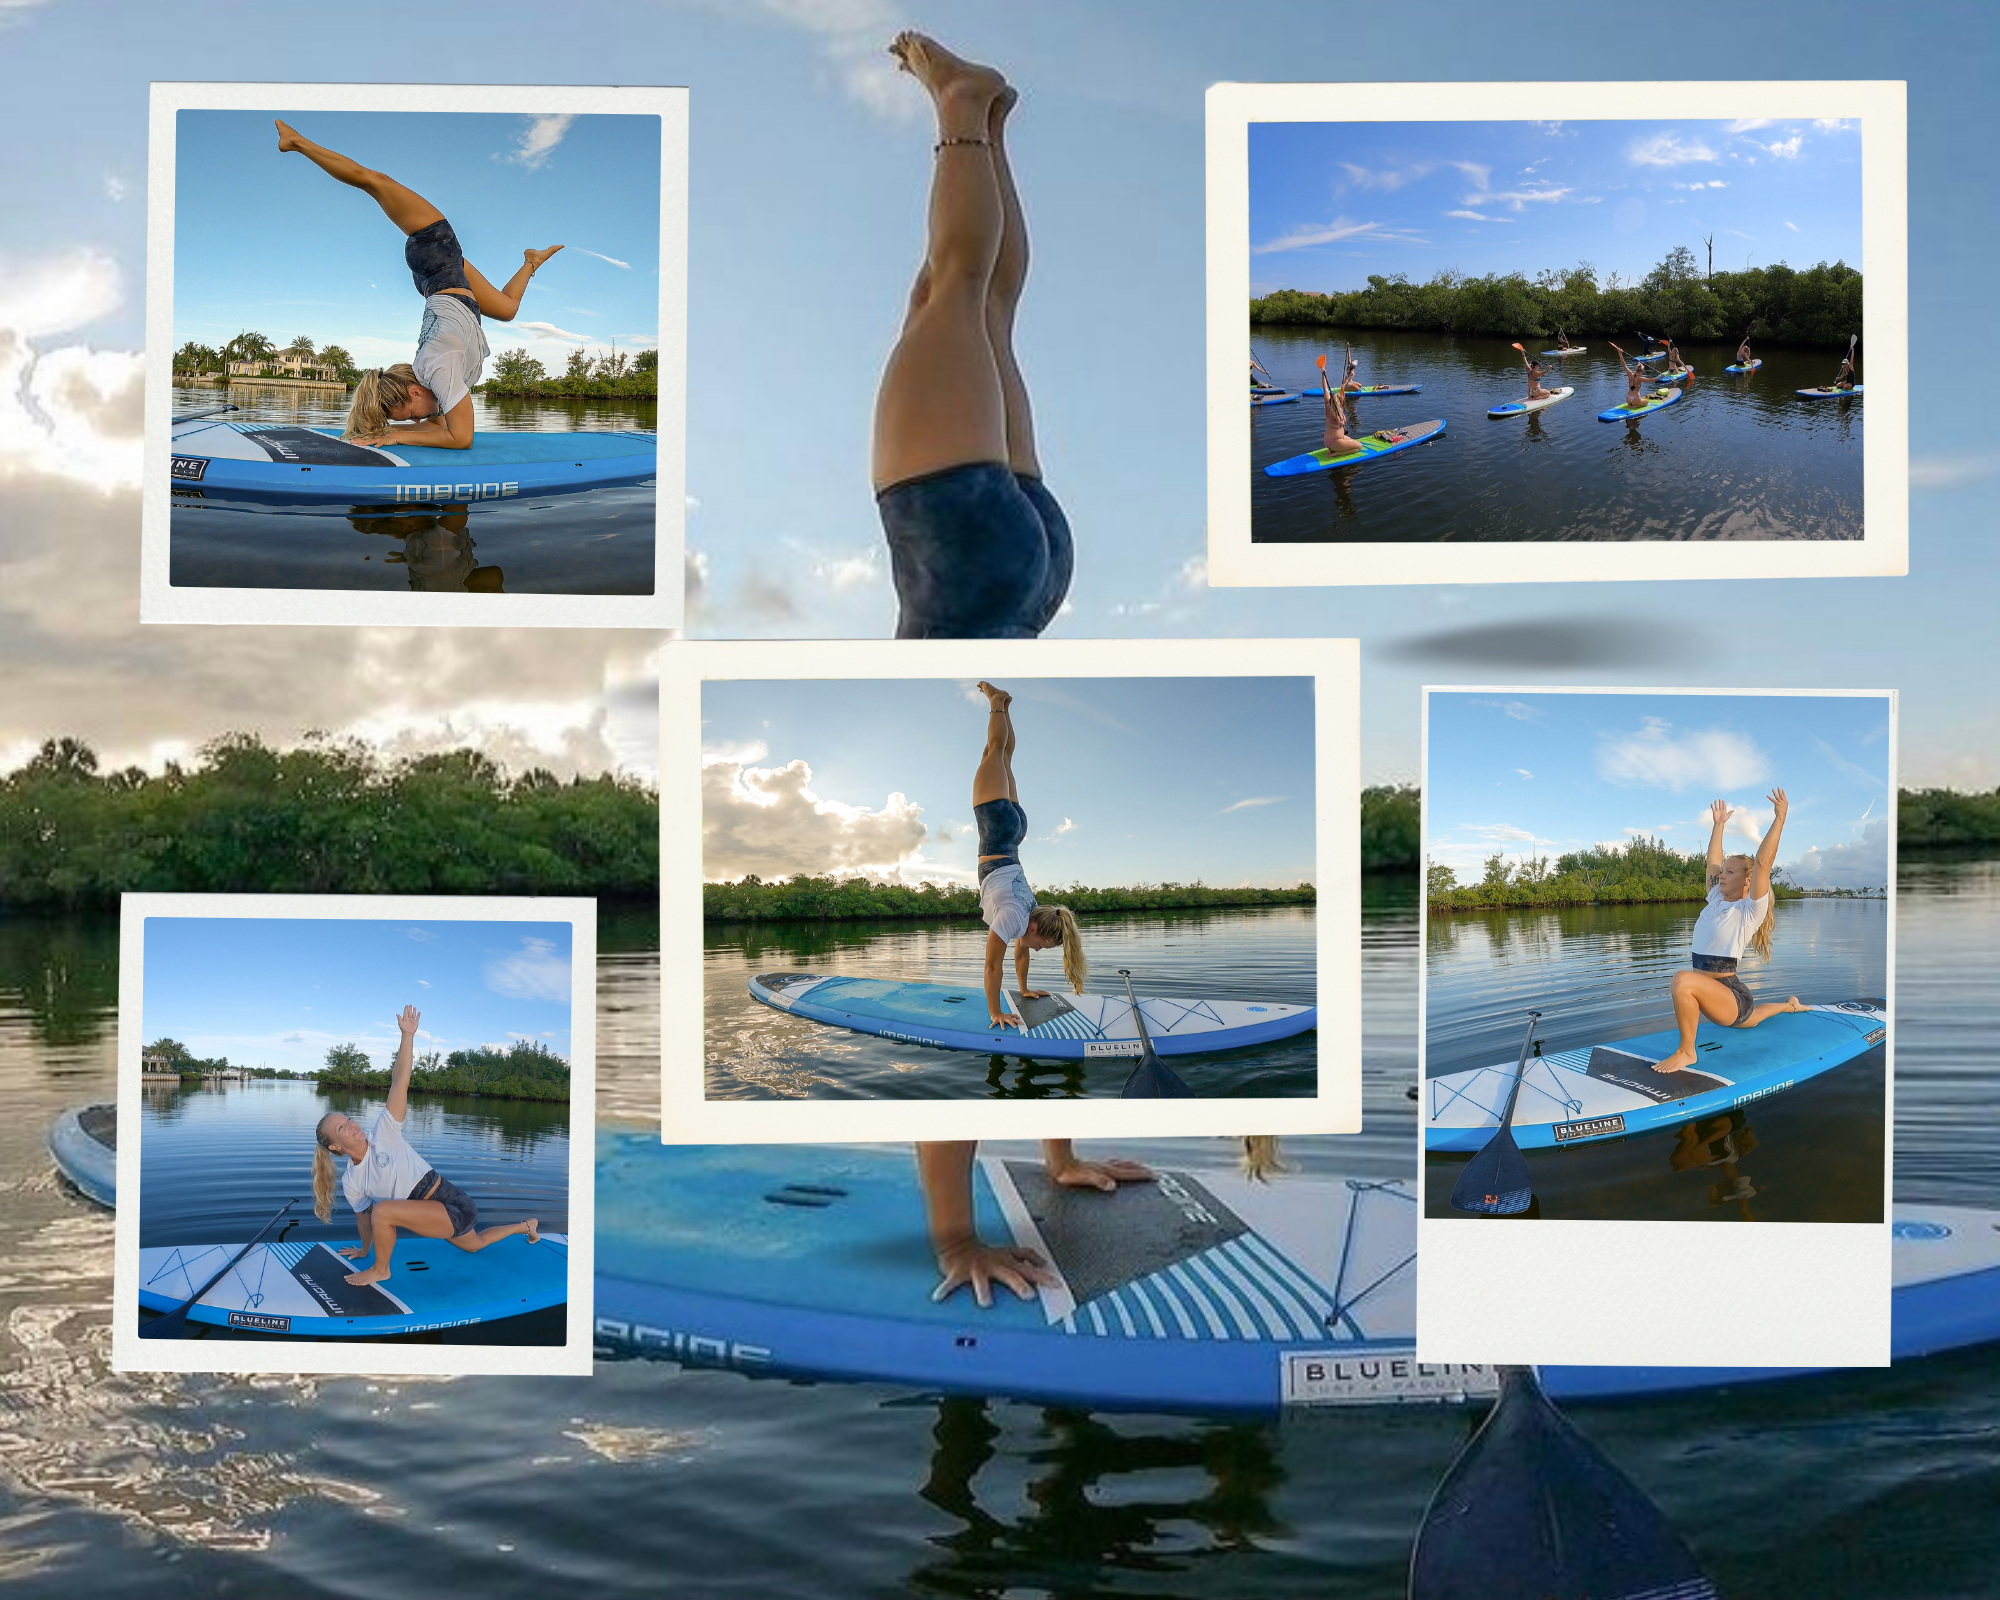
1004, 1161, 1248, 1307
291, 1244, 413, 1316
227, 428, 396, 467
1011, 991, 1079, 1030
78, 1104, 117, 1150
757, 972, 824, 999
1584, 1047, 1730, 1103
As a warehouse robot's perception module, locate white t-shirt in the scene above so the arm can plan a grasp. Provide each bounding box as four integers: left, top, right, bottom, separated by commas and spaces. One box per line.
979, 860, 1037, 944
341, 1107, 432, 1214
412, 292, 490, 417
1691, 883, 1771, 961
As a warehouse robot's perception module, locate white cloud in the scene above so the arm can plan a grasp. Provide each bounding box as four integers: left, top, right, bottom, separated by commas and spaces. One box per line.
1485, 186, 1570, 211
703, 754, 932, 881
485, 935, 571, 1002
1464, 822, 1538, 845
1220, 796, 1288, 813
1252, 216, 1421, 255
1597, 718, 1770, 792
1470, 698, 1545, 723
576, 249, 632, 270
1784, 219, 1801, 232
1910, 454, 1996, 491
0, 249, 141, 493
508, 319, 594, 345
1785, 815, 1891, 890
1814, 118, 1848, 134
103, 174, 128, 202
500, 114, 577, 170
1764, 136, 1804, 160
1515, 769, 1533, 780
702, 738, 771, 765
1726, 118, 1774, 133
406, 927, 441, 943
1629, 134, 1719, 168
1447, 209, 1491, 221
744, 0, 912, 119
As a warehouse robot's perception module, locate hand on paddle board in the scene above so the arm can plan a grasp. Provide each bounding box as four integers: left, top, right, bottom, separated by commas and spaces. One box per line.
933, 1238, 1056, 1307
1048, 1156, 1155, 1193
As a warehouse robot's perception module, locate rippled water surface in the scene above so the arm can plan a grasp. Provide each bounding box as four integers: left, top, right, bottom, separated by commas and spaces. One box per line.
1, 875, 1996, 1597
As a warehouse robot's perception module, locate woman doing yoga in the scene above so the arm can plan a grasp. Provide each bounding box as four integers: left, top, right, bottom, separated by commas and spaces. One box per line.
972, 681, 1083, 1031
275, 120, 564, 448
312, 1005, 540, 1287
1655, 792, 1804, 1073
872, 34, 1071, 640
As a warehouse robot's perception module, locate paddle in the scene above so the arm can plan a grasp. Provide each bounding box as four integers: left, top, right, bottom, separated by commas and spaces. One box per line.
1116, 968, 1192, 1098
139, 1197, 299, 1339
1408, 1364, 1719, 1600
1839, 331, 1857, 385
171, 403, 240, 425
1448, 1012, 1541, 1215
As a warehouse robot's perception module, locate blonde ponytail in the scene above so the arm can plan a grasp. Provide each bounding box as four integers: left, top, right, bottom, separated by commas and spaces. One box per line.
344, 363, 420, 440
1029, 904, 1087, 992
312, 1141, 337, 1222
1749, 897, 1776, 963
1239, 1136, 1286, 1183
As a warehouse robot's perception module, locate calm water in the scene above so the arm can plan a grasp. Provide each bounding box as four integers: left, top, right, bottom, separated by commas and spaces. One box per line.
703, 906, 1318, 1098
168, 385, 658, 594
1250, 329, 1863, 543
2, 875, 1997, 1596
1423, 897, 1888, 1220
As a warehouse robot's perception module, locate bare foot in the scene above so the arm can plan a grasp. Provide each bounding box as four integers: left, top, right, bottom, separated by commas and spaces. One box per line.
345, 1264, 392, 1287
525, 245, 564, 273
976, 680, 1012, 712
1654, 1045, 1700, 1073
988, 83, 1019, 140
889, 31, 1008, 110
275, 119, 307, 154
524, 1217, 541, 1243
1783, 997, 1806, 1013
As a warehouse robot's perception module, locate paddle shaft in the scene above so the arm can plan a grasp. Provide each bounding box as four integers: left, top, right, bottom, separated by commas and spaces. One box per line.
171, 403, 241, 425
139, 1197, 299, 1339
1116, 969, 1192, 1096
1493, 1012, 1543, 1130
1118, 969, 1161, 1058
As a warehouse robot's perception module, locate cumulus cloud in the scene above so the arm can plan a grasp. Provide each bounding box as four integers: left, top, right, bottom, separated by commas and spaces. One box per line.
1785, 815, 1890, 890
703, 753, 932, 882
0, 249, 141, 492
1597, 718, 1770, 792
1629, 134, 1719, 168
499, 114, 577, 170
1763, 136, 1804, 160
485, 935, 572, 1002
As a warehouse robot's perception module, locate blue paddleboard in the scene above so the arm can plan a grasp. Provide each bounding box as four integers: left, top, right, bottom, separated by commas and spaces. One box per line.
47, 1103, 115, 1207
1725, 360, 1763, 373
1540, 348, 1587, 356
1488, 387, 1573, 418
1598, 387, 1683, 422
1345, 383, 1423, 395
169, 418, 656, 506
1425, 1000, 1887, 1152
1655, 367, 1694, 383
1635, 350, 1667, 362
1798, 385, 1863, 398
1264, 418, 1447, 476
1251, 391, 1300, 406
749, 973, 1315, 1061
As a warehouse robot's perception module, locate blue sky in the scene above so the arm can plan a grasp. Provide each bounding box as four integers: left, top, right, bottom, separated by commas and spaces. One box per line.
1250, 119, 1861, 296
142, 916, 574, 1074
173, 109, 660, 374
1, 2, 1997, 794
1427, 691, 1892, 889
703, 677, 1316, 888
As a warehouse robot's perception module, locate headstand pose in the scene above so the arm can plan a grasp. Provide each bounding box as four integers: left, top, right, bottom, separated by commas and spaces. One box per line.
916, 1138, 1285, 1306
274, 120, 564, 448
872, 34, 1071, 640
1656, 792, 1804, 1073
971, 681, 1083, 1030
312, 1005, 540, 1286
1607, 342, 1654, 410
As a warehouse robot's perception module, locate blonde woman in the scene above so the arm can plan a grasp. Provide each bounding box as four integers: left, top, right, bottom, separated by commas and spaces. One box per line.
972, 681, 1085, 1033
312, 1005, 540, 1288
1656, 791, 1805, 1073
274, 119, 563, 448
917, 1138, 1286, 1307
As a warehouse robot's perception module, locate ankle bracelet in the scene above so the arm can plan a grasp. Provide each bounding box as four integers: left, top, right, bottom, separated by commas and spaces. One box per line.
934, 135, 991, 152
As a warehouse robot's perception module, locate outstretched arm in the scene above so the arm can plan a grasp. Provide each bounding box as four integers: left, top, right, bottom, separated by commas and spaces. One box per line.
1752, 789, 1788, 899
984, 931, 1020, 1029
1015, 940, 1045, 1000
916, 1141, 1054, 1307
386, 1005, 420, 1120
1705, 800, 1731, 886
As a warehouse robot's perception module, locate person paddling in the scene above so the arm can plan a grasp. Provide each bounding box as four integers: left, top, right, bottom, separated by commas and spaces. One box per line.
1607, 342, 1653, 410
1736, 334, 1755, 368
1511, 343, 1560, 401
1654, 793, 1806, 1074
1313, 354, 1370, 455
1831, 344, 1859, 391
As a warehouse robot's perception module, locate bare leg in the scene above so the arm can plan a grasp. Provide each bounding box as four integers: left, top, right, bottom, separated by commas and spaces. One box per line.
870, 34, 1011, 490
276, 120, 444, 237
445, 1216, 542, 1253
344, 1197, 456, 1285
983, 87, 1040, 478
1656, 970, 1752, 1072
1738, 996, 1806, 1030
462, 250, 564, 323
972, 681, 1017, 805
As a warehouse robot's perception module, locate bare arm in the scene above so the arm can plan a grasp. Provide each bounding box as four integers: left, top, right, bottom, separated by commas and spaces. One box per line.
385, 1005, 420, 1121
1705, 800, 1730, 886
915, 1141, 1054, 1307
984, 931, 1020, 1029
1015, 940, 1047, 1000
1752, 789, 1788, 900
359, 394, 476, 451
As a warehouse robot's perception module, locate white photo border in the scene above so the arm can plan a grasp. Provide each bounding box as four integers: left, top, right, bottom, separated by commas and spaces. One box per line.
663, 638, 1362, 1143
111, 892, 597, 1377
1415, 684, 1896, 1368
141, 81, 687, 628
1207, 80, 1907, 586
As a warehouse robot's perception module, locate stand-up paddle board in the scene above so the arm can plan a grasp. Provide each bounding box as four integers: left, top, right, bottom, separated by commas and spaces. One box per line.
749, 973, 1315, 1061
1264, 418, 1447, 476
1655, 368, 1694, 383
1636, 351, 1668, 362
1724, 360, 1763, 373
1488, 387, 1573, 418
1540, 347, 1587, 356
1425, 1001, 1886, 1152
169, 418, 656, 506
136, 1230, 568, 1337
1598, 388, 1683, 422
1797, 385, 1863, 398
1251, 391, 1300, 406
47, 1102, 115, 1207
1345, 384, 1423, 396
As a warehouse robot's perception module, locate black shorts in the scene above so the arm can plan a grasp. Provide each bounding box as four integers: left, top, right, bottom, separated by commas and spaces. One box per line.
877, 462, 1073, 639
1692, 954, 1756, 1025
405, 217, 476, 301
412, 1169, 478, 1237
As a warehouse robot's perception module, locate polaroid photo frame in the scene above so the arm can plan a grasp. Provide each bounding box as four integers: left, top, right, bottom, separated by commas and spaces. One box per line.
1416, 685, 1895, 1368
1207, 80, 1907, 587
142, 82, 687, 627
661, 637, 1362, 1143
112, 893, 597, 1377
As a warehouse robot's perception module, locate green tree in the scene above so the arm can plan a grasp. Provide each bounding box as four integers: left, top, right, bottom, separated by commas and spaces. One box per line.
324, 1042, 372, 1075
286, 333, 317, 360
1425, 859, 1457, 901
491, 347, 549, 386
318, 343, 355, 373
631, 347, 659, 374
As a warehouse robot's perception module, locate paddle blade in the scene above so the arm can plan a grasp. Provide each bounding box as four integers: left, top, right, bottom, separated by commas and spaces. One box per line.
1410, 1367, 1718, 1600
1449, 1125, 1531, 1215
1121, 1053, 1193, 1098
138, 1308, 193, 1339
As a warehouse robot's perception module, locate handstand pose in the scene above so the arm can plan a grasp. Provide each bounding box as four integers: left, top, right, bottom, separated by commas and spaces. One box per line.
312, 1005, 540, 1286
872, 34, 1071, 639
1608, 342, 1654, 410
275, 120, 563, 448
971, 681, 1084, 1030
1655, 793, 1804, 1073
916, 1138, 1285, 1306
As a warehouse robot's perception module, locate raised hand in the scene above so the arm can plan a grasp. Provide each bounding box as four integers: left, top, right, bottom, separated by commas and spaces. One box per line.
397, 1005, 421, 1037
1709, 798, 1732, 828
1767, 787, 1789, 820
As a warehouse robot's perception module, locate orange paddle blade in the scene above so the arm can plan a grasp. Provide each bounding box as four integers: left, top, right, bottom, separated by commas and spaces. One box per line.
1316, 354, 1327, 369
